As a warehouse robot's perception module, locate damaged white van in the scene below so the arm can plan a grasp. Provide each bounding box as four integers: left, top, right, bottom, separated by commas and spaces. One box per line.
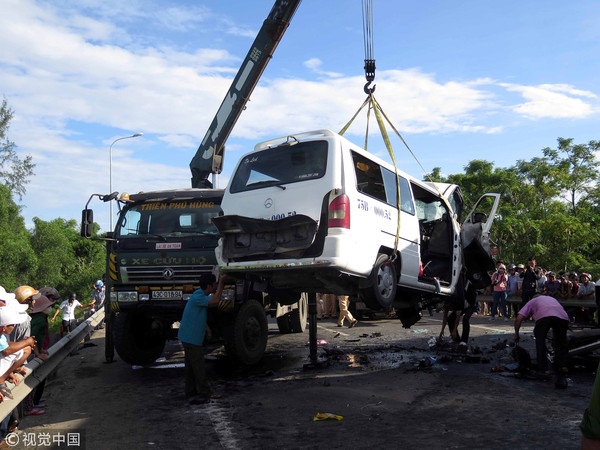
214, 130, 499, 326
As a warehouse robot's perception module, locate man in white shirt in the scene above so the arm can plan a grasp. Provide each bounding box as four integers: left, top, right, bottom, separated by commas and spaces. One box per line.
50, 293, 92, 336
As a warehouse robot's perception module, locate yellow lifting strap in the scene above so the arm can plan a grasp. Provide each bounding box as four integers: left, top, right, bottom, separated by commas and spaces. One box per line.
372, 98, 459, 228
339, 93, 402, 258
339, 93, 460, 259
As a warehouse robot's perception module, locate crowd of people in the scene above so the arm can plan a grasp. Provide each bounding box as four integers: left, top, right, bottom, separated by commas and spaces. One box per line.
0, 280, 105, 443
482, 258, 596, 323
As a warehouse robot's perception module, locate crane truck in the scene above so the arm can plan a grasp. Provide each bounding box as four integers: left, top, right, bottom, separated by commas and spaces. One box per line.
81, 0, 303, 366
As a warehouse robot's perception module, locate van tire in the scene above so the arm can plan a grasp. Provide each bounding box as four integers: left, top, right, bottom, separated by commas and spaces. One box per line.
224, 300, 268, 365
289, 293, 308, 333
113, 312, 167, 365
277, 313, 292, 334
364, 253, 397, 309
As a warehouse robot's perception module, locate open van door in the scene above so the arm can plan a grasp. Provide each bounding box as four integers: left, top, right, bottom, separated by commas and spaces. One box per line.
461, 193, 501, 288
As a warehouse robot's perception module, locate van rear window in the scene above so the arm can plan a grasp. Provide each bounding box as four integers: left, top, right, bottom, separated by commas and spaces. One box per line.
230, 141, 328, 193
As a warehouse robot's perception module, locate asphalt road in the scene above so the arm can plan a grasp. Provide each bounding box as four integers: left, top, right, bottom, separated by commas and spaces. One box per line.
18, 312, 598, 449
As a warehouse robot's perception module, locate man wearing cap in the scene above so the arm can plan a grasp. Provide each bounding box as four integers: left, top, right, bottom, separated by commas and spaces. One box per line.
577, 274, 596, 300
576, 274, 597, 323
541, 272, 561, 298
11, 286, 41, 343
51, 293, 93, 336
90, 280, 106, 329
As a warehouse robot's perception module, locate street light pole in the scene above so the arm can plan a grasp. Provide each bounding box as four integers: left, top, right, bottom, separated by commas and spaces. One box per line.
109, 132, 143, 231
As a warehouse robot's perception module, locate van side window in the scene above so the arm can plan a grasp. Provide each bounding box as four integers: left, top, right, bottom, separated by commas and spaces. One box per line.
351, 152, 386, 202
381, 168, 415, 215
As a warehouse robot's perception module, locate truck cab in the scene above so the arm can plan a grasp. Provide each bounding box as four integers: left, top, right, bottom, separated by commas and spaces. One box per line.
81, 188, 307, 366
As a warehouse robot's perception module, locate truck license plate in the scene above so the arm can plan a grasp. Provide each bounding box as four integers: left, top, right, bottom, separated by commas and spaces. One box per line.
152, 290, 183, 300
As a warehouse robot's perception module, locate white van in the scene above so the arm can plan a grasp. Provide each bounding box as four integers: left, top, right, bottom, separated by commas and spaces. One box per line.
214, 130, 499, 325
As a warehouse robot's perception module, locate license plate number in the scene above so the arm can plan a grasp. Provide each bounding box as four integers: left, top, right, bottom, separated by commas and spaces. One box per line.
152, 290, 183, 300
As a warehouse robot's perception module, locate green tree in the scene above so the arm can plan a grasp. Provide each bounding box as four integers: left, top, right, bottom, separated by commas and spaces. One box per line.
542, 137, 600, 212
30, 217, 106, 301
0, 184, 37, 290
424, 167, 444, 182
0, 98, 35, 200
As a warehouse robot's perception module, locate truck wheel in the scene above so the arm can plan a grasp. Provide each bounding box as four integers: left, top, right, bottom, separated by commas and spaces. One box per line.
113, 312, 167, 366
363, 253, 397, 310
105, 311, 115, 363
224, 300, 268, 365
289, 293, 308, 333
277, 314, 292, 334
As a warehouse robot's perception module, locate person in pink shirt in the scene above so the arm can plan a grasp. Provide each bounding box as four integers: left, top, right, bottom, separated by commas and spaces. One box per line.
490, 263, 509, 321
514, 294, 569, 388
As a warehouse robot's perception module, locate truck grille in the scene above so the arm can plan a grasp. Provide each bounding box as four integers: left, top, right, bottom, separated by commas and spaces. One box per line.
122, 265, 214, 284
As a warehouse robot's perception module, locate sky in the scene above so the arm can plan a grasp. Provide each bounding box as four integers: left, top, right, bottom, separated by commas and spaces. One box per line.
1, 0, 599, 232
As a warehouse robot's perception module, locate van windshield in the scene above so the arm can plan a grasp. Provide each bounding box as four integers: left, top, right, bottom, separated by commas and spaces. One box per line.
230, 141, 328, 193
116, 200, 221, 239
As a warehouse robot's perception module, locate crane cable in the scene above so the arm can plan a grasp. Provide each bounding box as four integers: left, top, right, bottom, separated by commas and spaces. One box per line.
362, 0, 376, 95
340, 0, 459, 262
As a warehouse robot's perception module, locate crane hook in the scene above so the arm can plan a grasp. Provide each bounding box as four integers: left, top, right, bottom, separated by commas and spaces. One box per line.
364, 80, 376, 95
364, 58, 376, 95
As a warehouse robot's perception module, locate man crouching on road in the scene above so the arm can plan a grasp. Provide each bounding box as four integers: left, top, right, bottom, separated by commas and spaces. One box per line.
178, 273, 225, 405
514, 294, 569, 389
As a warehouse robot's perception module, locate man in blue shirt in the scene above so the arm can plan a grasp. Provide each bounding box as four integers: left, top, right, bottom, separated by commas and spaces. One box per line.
178, 273, 224, 404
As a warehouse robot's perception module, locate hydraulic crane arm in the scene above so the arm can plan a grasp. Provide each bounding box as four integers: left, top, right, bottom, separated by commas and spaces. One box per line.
190, 0, 302, 188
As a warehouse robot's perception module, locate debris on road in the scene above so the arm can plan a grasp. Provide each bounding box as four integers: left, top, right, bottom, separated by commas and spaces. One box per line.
313, 412, 343, 421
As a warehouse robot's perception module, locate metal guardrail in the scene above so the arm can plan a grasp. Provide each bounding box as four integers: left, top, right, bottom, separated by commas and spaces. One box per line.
478, 294, 596, 308
0, 309, 105, 421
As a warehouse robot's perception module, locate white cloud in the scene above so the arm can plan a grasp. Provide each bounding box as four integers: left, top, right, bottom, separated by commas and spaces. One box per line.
500, 83, 597, 119
158, 134, 198, 149
303, 58, 344, 78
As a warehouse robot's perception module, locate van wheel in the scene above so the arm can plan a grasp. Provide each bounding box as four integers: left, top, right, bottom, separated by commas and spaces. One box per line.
363, 253, 397, 309
224, 300, 268, 365
289, 293, 308, 333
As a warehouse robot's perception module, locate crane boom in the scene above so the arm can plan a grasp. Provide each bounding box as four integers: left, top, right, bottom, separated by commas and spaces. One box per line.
190, 0, 302, 188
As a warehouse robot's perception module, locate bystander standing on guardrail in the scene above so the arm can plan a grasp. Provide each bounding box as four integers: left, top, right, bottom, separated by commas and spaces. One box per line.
90, 279, 106, 328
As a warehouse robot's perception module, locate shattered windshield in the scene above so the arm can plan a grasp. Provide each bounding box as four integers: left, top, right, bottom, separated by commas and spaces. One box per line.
229, 140, 328, 193
116, 199, 221, 239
